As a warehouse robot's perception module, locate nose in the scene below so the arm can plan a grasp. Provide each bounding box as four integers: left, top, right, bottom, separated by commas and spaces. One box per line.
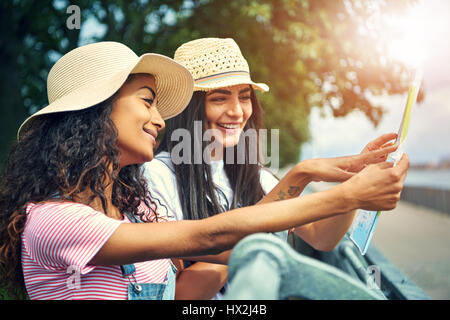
150, 107, 165, 131
226, 96, 244, 118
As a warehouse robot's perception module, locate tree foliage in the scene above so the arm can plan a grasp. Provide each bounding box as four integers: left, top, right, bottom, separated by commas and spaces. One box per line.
0, 0, 420, 167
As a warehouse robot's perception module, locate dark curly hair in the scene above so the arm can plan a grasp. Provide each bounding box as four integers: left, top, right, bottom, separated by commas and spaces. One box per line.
0, 78, 157, 299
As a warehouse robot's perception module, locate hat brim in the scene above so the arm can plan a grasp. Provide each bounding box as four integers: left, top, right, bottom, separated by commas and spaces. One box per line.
17, 53, 194, 139
194, 77, 269, 93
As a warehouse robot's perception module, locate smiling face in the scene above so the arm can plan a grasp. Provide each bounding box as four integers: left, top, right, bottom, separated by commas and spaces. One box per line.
110, 73, 165, 167
204, 84, 253, 149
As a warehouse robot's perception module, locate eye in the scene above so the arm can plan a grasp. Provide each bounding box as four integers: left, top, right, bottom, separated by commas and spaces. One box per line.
209, 96, 227, 103
142, 98, 155, 107
239, 95, 251, 101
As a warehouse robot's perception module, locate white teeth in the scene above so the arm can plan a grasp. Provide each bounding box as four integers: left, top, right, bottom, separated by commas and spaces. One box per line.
219, 123, 240, 129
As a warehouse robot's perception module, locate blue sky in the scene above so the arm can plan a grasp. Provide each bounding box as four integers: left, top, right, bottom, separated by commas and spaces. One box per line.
301, 0, 450, 165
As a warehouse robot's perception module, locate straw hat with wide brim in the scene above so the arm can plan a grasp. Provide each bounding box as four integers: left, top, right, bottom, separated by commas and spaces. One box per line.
174, 38, 269, 93
17, 41, 194, 139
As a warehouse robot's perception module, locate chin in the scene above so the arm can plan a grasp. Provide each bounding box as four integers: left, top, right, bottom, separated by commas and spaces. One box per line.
223, 136, 241, 148
142, 153, 154, 163
127, 153, 154, 166
139, 145, 155, 163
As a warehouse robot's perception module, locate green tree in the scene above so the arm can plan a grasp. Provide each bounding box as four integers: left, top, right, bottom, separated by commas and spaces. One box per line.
0, 0, 90, 166
165, 0, 422, 165
0, 0, 421, 168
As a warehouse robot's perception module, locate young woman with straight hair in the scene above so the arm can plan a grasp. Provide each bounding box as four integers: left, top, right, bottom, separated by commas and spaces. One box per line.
144, 38, 406, 299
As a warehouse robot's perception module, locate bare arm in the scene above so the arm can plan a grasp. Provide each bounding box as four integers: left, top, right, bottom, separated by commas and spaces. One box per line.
175, 262, 228, 300
259, 135, 399, 251
294, 133, 400, 251
256, 163, 355, 251
168, 136, 401, 299
179, 161, 314, 264
90, 186, 352, 265
173, 158, 337, 299
89, 154, 409, 266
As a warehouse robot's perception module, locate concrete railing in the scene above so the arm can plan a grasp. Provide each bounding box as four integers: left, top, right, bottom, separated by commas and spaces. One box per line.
401, 186, 450, 214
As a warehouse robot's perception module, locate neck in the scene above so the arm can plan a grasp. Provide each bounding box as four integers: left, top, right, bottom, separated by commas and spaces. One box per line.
74, 179, 122, 220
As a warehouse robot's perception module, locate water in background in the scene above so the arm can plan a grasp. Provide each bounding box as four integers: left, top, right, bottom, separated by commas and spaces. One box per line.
405, 169, 450, 190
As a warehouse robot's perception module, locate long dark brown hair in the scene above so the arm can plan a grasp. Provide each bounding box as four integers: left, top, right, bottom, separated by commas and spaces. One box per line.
0, 80, 157, 299
158, 87, 269, 221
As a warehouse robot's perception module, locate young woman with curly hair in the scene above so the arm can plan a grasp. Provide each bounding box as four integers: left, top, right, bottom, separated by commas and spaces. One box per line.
0, 41, 409, 300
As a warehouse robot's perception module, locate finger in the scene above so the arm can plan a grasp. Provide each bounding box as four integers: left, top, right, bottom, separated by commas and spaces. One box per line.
380, 141, 397, 149
361, 145, 397, 163
377, 144, 397, 155
399, 171, 408, 185
347, 148, 392, 171
373, 143, 399, 161
380, 142, 399, 152
366, 133, 398, 150
394, 153, 410, 174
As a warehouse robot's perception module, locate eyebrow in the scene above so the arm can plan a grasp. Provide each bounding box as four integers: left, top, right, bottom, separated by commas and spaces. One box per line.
140, 86, 156, 99
206, 87, 251, 96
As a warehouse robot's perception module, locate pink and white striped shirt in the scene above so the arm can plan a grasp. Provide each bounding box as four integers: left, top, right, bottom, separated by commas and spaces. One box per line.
22, 201, 172, 300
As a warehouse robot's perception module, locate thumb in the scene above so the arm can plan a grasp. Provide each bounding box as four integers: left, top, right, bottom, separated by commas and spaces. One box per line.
394, 153, 410, 173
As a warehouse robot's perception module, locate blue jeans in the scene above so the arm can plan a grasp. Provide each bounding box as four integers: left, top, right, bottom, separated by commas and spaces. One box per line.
121, 261, 177, 300
224, 233, 385, 300
121, 211, 177, 300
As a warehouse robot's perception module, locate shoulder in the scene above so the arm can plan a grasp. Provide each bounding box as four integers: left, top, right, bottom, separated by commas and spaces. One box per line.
144, 151, 174, 173
24, 201, 123, 237
143, 152, 176, 182
23, 201, 124, 272
26, 201, 100, 220
143, 152, 177, 186
142, 152, 182, 220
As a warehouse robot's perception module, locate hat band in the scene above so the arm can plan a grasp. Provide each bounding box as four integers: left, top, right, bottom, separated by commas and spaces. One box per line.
194, 70, 250, 85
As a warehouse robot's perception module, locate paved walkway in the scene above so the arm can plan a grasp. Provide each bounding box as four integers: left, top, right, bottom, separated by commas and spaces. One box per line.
372, 201, 450, 299
306, 181, 450, 300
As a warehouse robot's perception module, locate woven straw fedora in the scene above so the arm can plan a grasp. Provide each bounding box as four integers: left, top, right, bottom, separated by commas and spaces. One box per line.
174, 38, 269, 92
17, 41, 194, 139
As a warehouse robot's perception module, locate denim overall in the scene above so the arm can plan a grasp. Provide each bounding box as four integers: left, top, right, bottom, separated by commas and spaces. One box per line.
121, 212, 177, 300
